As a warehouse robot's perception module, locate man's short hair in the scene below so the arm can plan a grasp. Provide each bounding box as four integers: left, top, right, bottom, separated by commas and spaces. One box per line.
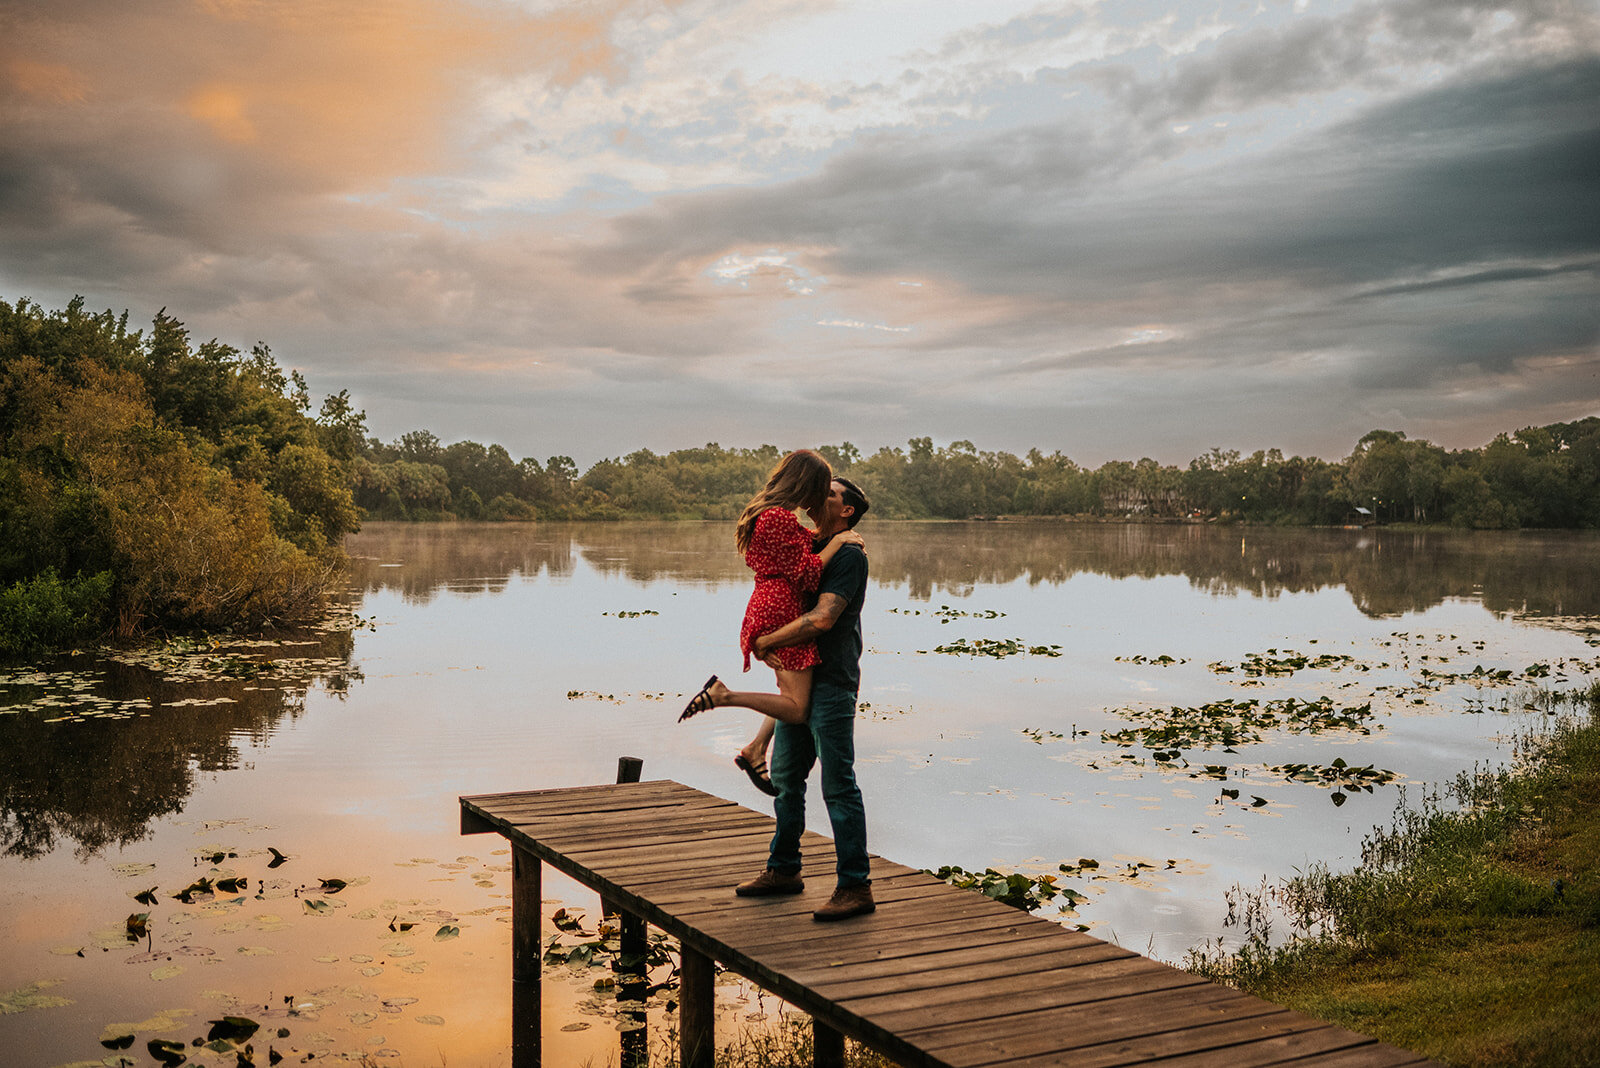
835, 476, 870, 529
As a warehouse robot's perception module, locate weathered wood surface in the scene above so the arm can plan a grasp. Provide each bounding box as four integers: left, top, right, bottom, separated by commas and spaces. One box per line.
462, 779, 1433, 1067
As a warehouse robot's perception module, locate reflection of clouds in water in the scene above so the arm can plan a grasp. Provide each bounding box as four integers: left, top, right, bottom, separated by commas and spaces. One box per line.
6, 521, 1596, 1062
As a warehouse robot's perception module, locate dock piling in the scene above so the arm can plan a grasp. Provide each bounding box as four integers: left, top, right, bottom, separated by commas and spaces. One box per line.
511, 844, 542, 1067
679, 943, 716, 1068
813, 1020, 844, 1068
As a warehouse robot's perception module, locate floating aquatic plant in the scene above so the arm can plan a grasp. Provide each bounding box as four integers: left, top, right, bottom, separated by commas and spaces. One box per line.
929, 637, 1062, 658
1267, 758, 1397, 805
1103, 695, 1380, 751
1208, 649, 1360, 676
925, 865, 1063, 911
889, 605, 1007, 621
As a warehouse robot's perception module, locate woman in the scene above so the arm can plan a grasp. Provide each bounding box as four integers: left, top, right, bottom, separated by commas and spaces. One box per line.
678, 450, 863, 791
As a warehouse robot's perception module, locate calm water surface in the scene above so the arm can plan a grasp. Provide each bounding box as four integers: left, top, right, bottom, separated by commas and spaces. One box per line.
3, 521, 1597, 1066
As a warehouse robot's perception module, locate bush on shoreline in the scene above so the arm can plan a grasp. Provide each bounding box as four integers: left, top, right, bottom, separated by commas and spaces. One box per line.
0, 297, 362, 653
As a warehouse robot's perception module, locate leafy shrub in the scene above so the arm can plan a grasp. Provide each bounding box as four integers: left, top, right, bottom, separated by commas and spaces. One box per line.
0, 568, 112, 657
0, 297, 362, 647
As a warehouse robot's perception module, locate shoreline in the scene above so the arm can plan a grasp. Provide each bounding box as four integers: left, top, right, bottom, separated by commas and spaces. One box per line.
1185, 683, 1600, 1066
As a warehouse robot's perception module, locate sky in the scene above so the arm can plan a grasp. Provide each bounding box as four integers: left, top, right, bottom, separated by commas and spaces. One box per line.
2, 0, 1597, 469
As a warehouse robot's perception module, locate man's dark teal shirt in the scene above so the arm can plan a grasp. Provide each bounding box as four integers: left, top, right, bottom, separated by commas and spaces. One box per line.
812, 542, 867, 693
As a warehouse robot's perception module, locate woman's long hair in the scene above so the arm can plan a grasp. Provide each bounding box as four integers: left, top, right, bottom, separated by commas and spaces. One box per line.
735, 450, 832, 553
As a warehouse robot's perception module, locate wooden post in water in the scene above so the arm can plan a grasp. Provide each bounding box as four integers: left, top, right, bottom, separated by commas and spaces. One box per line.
814, 1021, 845, 1068
678, 944, 715, 1068
511, 843, 542, 1067
610, 756, 649, 1068
602, 756, 645, 919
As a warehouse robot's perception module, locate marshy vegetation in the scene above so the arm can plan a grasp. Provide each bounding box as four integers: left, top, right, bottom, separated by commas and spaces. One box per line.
1186, 682, 1600, 1066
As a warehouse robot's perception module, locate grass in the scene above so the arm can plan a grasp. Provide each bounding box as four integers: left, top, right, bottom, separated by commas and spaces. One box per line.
1186, 682, 1600, 1067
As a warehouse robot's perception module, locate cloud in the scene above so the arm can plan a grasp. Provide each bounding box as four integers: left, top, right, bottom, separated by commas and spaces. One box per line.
0, 0, 621, 253
0, 0, 1594, 470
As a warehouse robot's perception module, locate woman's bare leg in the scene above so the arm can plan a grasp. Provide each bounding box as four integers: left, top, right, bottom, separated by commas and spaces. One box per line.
740, 717, 778, 767
709, 670, 812, 725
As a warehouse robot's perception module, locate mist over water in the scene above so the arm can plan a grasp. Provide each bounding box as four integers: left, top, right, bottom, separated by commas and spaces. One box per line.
3, 521, 1596, 1065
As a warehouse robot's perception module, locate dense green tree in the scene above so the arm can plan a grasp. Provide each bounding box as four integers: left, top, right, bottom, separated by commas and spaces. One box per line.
0, 297, 360, 652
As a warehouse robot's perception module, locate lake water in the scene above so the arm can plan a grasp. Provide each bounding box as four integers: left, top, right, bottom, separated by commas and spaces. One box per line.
3, 521, 1597, 1066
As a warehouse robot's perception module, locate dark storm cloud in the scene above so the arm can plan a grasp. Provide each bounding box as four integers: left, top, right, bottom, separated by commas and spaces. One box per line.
1074, 0, 1596, 128
595, 54, 1599, 344
1348, 262, 1598, 301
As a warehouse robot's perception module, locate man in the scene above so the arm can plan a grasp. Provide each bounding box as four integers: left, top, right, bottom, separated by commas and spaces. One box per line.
735, 476, 874, 921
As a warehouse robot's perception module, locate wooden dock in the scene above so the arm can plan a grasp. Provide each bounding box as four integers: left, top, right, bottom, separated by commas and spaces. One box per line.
460, 778, 1432, 1068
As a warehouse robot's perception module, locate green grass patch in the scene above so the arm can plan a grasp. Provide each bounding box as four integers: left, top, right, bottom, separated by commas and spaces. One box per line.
1186, 682, 1600, 1066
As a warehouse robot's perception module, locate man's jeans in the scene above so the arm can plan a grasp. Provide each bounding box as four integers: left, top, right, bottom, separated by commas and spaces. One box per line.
768, 680, 870, 887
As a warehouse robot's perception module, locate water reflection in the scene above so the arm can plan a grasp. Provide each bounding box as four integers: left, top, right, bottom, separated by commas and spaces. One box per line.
348, 523, 578, 602
4, 521, 1597, 1067
349, 521, 1600, 623
0, 627, 354, 859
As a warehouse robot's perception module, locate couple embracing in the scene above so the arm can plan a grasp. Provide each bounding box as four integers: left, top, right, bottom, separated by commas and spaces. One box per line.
678, 449, 875, 922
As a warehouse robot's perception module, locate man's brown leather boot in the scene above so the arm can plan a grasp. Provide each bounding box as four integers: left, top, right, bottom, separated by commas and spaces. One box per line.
734, 869, 804, 896
812, 883, 874, 921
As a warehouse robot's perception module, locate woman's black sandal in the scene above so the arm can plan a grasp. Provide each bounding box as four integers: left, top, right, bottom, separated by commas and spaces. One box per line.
734, 754, 778, 796
678, 675, 719, 721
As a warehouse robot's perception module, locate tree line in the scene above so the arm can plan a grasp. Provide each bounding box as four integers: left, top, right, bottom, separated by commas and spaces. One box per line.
355, 425, 1600, 530
3, 296, 1596, 654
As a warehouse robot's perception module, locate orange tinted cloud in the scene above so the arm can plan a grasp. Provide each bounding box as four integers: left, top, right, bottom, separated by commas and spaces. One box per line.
4, 0, 625, 193
5, 58, 89, 103
186, 85, 255, 143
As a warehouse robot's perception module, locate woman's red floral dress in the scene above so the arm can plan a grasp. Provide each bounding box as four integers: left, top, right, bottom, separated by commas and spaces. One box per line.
739, 507, 823, 672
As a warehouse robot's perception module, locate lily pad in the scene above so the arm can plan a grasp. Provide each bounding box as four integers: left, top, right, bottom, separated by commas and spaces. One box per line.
147, 1039, 187, 1066
206, 1015, 260, 1043
0, 979, 73, 1014
111, 863, 157, 879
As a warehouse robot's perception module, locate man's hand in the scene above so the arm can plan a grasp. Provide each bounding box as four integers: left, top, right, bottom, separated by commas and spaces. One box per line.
753, 633, 781, 668
755, 592, 848, 666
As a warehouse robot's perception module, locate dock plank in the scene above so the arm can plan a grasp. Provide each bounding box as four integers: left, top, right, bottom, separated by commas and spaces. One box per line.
461, 781, 1434, 1068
